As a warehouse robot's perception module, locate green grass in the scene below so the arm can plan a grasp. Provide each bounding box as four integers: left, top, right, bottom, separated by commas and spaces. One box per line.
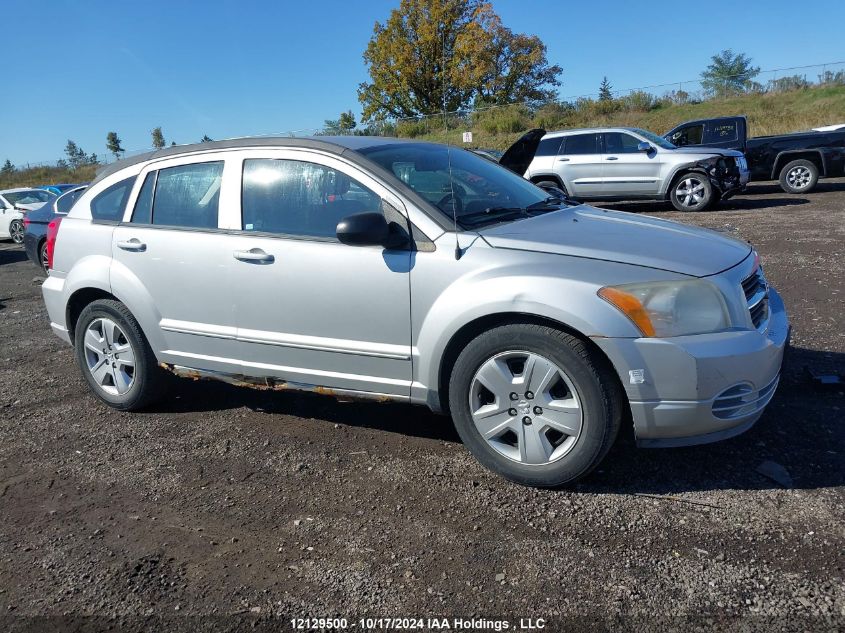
403, 84, 845, 150
0, 164, 97, 190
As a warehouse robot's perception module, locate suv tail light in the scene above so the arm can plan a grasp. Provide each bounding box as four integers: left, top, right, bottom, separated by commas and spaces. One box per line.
46, 217, 63, 271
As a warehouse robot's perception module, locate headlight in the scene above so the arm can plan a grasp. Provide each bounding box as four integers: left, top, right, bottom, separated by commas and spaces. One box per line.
598, 280, 730, 337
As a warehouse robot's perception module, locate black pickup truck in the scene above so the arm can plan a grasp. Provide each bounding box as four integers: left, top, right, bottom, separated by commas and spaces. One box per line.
664, 115, 845, 193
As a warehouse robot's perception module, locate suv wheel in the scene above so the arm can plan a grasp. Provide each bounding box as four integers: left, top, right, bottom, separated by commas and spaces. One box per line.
779, 159, 818, 194
9, 219, 24, 244
74, 299, 166, 411
670, 174, 713, 211
448, 324, 622, 487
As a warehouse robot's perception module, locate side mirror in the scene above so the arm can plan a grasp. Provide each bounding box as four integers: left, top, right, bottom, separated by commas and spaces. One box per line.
337, 212, 405, 248
637, 141, 653, 153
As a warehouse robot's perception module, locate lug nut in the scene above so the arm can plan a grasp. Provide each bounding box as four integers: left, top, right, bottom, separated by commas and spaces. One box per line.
533, 406, 543, 415
522, 416, 532, 425
508, 408, 517, 416
525, 391, 534, 399
509, 392, 519, 401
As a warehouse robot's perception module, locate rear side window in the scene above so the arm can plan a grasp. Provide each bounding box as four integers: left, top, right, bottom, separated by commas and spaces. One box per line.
561, 134, 598, 155
707, 121, 738, 143
131, 172, 156, 224
536, 137, 563, 157
148, 162, 223, 228
91, 177, 136, 221
242, 158, 381, 239
670, 124, 704, 147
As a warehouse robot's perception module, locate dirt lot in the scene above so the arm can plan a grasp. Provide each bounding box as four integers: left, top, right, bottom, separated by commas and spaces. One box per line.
0, 180, 843, 632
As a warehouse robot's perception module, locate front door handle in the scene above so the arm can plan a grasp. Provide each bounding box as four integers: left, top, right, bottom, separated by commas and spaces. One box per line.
116, 238, 146, 252
557, 157, 570, 162
234, 248, 274, 264
605, 156, 619, 160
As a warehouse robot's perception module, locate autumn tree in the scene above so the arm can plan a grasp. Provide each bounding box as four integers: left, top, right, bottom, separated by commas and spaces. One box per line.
701, 49, 760, 96
598, 76, 613, 101
324, 110, 357, 134
151, 127, 165, 149
1, 159, 14, 175
358, 0, 560, 120
106, 131, 124, 158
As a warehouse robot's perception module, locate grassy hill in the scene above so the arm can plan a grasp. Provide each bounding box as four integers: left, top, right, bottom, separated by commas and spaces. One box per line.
400, 84, 845, 150
0, 163, 97, 190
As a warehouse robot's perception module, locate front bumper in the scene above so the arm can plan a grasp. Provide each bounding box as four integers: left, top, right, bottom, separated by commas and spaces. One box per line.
712, 166, 750, 200
592, 286, 789, 447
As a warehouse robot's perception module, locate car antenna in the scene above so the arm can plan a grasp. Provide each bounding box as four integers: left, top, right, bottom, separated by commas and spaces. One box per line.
441, 26, 462, 261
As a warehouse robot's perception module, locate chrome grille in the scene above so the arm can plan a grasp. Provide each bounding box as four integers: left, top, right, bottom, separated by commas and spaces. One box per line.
712, 375, 779, 420
742, 268, 769, 331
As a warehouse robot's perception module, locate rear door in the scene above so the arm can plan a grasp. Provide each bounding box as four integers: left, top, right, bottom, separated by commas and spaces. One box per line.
111, 154, 242, 374
600, 131, 662, 196
555, 133, 603, 197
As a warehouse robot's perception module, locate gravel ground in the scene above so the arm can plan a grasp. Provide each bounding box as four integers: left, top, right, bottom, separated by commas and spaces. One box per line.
0, 180, 843, 632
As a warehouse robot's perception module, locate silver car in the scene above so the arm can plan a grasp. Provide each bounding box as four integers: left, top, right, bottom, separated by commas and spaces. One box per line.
42, 137, 788, 487
500, 127, 750, 212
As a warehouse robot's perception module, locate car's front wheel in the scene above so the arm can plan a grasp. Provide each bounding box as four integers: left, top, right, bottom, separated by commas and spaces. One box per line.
9, 219, 24, 244
670, 173, 713, 211
74, 299, 166, 411
448, 324, 622, 487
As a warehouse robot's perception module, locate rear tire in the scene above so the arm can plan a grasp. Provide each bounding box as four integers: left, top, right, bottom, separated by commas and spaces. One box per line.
38, 240, 49, 273
74, 299, 166, 411
9, 219, 24, 244
448, 324, 622, 487
670, 173, 713, 211
778, 159, 818, 194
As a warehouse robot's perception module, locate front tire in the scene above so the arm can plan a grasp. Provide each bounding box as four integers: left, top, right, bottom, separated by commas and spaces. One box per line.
779, 159, 818, 193
9, 219, 24, 244
670, 173, 713, 211
74, 299, 166, 411
448, 324, 622, 487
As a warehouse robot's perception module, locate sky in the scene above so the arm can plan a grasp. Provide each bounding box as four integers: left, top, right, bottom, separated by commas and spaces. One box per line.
2, 0, 845, 164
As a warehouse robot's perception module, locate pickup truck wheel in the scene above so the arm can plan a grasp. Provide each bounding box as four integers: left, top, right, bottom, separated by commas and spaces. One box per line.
448, 324, 622, 487
74, 299, 166, 411
779, 159, 818, 193
670, 174, 713, 211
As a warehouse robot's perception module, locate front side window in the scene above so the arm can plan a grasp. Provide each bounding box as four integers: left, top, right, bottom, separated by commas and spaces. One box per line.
91, 177, 136, 221
150, 162, 223, 228
242, 159, 381, 239
670, 124, 704, 147
561, 134, 599, 155
603, 132, 642, 154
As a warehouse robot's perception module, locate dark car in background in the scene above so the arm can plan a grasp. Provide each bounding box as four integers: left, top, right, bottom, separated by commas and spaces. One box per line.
24, 185, 86, 272
40, 184, 84, 196
664, 115, 845, 193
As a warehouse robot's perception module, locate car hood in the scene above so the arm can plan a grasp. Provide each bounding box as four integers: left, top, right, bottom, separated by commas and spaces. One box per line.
479, 205, 751, 277
668, 146, 744, 158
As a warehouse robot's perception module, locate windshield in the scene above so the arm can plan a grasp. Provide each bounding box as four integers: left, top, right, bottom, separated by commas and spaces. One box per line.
56, 187, 87, 214
4, 189, 56, 205
632, 128, 676, 149
358, 142, 565, 228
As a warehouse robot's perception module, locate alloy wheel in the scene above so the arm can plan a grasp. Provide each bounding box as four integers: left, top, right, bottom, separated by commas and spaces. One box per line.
786, 166, 812, 190
10, 220, 24, 244
675, 177, 706, 208
40, 244, 50, 271
468, 351, 583, 465
83, 318, 136, 395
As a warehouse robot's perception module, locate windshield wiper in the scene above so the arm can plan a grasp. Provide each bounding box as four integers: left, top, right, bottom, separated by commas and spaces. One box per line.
459, 206, 529, 226
526, 197, 565, 211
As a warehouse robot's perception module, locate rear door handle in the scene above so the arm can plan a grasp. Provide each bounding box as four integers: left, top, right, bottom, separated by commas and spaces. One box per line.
605, 156, 619, 160
234, 248, 274, 264
557, 157, 570, 162
116, 239, 146, 252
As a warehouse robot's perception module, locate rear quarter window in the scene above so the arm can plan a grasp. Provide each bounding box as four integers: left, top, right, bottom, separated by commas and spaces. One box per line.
90, 177, 136, 221
707, 121, 739, 143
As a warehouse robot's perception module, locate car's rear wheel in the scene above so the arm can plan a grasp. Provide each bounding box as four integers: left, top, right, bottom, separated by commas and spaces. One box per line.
779, 159, 818, 194
74, 299, 166, 411
448, 324, 622, 487
9, 219, 24, 244
39, 240, 49, 273
670, 173, 713, 211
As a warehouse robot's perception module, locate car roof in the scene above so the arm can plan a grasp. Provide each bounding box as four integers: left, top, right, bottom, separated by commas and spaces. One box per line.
543, 127, 645, 138
92, 135, 425, 186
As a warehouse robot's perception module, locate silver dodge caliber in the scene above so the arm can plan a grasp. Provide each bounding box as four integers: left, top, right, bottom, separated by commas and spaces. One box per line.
42, 137, 789, 487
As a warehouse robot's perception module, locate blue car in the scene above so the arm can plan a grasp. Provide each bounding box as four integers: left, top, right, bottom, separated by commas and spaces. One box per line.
40, 183, 83, 196
24, 185, 87, 272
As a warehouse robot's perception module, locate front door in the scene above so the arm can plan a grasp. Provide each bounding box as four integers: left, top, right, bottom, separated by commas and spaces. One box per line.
227, 150, 413, 397
600, 132, 662, 196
